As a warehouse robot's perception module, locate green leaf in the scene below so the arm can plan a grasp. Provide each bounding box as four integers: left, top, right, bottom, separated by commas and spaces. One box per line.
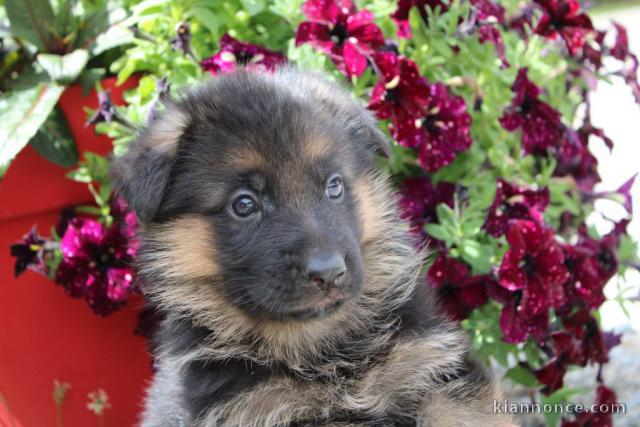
505, 365, 538, 388
37, 49, 90, 85
0, 82, 64, 178
29, 107, 78, 168
424, 223, 450, 242
240, 0, 266, 16
5, 0, 54, 51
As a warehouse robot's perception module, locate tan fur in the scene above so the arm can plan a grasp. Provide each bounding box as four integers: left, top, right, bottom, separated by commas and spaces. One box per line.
143, 107, 188, 154
225, 147, 267, 172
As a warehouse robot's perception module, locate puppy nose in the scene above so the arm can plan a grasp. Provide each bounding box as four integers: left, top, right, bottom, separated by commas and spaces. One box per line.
306, 251, 346, 290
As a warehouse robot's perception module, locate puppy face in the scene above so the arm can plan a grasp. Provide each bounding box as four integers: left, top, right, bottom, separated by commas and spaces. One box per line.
112, 69, 390, 322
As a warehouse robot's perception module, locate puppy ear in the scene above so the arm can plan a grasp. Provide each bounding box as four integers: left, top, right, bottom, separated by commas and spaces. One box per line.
354, 108, 392, 158
110, 107, 188, 223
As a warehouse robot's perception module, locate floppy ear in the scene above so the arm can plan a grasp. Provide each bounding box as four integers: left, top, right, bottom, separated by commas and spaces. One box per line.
110, 107, 188, 223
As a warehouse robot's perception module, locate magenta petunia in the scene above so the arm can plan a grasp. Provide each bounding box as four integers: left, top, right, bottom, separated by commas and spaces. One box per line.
391, 0, 449, 38
54, 206, 138, 316
201, 33, 287, 75
500, 68, 565, 156
483, 178, 550, 237
533, 0, 594, 55
427, 255, 488, 320
295, 0, 384, 77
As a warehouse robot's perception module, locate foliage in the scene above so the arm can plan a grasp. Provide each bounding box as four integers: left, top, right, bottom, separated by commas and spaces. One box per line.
7, 0, 640, 425
0, 0, 130, 176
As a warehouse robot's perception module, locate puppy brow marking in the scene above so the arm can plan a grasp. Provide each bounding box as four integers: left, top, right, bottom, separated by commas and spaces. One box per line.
225, 148, 267, 172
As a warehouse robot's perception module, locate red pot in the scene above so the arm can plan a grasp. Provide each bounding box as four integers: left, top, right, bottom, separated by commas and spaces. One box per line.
0, 76, 151, 427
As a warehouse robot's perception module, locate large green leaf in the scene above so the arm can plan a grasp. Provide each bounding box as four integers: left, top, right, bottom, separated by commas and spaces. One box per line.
5, 0, 54, 51
29, 106, 78, 168
0, 82, 64, 177
37, 49, 90, 85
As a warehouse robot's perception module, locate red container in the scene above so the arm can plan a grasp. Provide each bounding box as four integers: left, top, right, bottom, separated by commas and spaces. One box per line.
0, 77, 152, 427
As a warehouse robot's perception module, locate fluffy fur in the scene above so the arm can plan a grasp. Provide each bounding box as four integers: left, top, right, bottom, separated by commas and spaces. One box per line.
111, 68, 513, 426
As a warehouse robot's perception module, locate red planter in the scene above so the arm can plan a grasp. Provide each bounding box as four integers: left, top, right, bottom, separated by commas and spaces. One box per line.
0, 77, 151, 427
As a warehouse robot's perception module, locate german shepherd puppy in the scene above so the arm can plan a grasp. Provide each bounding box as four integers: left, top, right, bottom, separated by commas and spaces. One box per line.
111, 68, 512, 426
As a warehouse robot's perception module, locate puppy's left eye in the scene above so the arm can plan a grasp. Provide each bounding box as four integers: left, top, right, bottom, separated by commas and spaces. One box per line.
326, 174, 344, 200
231, 194, 259, 218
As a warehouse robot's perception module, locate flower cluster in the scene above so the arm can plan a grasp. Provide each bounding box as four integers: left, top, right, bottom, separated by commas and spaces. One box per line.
201, 33, 287, 75
10, 199, 138, 316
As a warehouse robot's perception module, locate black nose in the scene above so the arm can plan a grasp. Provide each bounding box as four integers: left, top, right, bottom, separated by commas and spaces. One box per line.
306, 251, 346, 290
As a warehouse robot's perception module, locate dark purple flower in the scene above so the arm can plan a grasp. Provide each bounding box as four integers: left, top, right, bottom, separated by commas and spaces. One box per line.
561, 385, 617, 427
508, 4, 536, 38
533, 0, 594, 55
86, 91, 116, 126
427, 255, 488, 320
483, 179, 550, 237
201, 34, 287, 75
391, 0, 449, 38
55, 214, 137, 316
611, 22, 630, 61
554, 128, 601, 191
368, 52, 431, 133
534, 331, 581, 394
495, 220, 569, 343
170, 22, 192, 56
560, 309, 617, 366
369, 53, 472, 171
10, 227, 47, 277
397, 176, 455, 241
470, 0, 509, 68
500, 68, 565, 156
295, 0, 384, 77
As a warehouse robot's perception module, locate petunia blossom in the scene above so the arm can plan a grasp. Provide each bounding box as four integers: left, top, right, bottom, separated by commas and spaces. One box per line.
483, 179, 550, 237
496, 220, 569, 342
470, 0, 509, 68
500, 68, 565, 156
369, 53, 472, 172
397, 176, 455, 242
201, 33, 287, 75
427, 255, 488, 320
10, 227, 47, 277
533, 0, 594, 55
54, 205, 138, 316
295, 0, 384, 77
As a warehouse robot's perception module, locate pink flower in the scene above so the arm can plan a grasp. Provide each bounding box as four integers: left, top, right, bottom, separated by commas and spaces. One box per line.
500, 68, 565, 156
533, 0, 594, 55
391, 0, 449, 38
295, 0, 384, 77
427, 255, 488, 320
483, 179, 550, 237
201, 34, 287, 75
54, 201, 138, 316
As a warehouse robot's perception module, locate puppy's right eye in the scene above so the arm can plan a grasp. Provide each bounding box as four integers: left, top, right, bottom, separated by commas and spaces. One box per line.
231, 194, 259, 218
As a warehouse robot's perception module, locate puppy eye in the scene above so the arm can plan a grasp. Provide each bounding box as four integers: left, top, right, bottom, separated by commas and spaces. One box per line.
326, 174, 344, 200
231, 194, 259, 218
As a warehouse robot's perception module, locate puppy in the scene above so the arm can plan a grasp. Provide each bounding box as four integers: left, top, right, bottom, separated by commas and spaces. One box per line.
111, 68, 513, 426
